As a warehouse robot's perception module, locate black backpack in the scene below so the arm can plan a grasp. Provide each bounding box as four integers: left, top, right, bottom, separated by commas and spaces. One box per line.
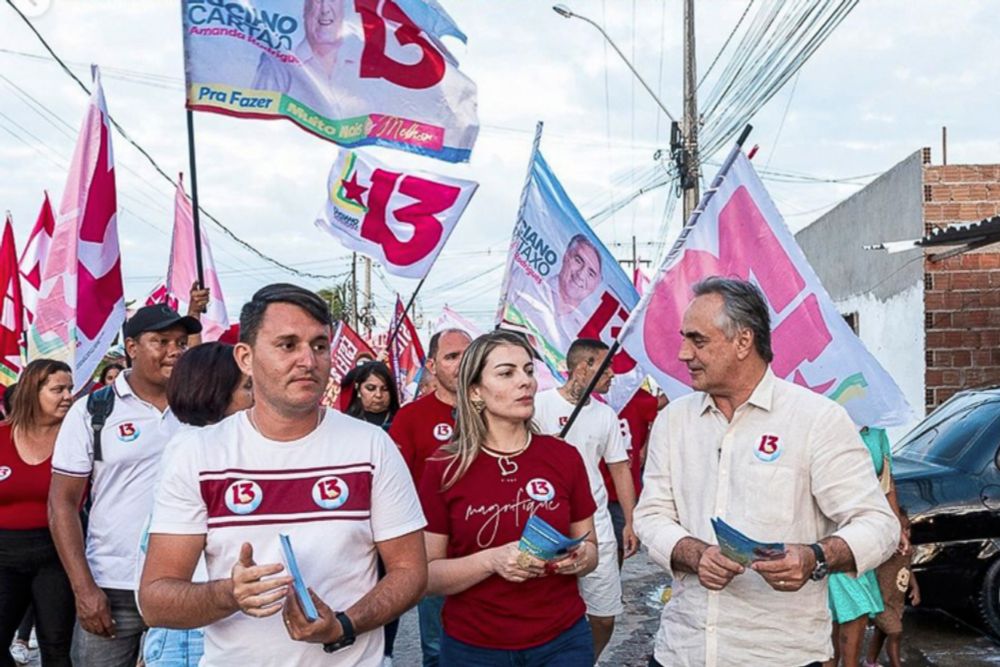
81, 386, 115, 527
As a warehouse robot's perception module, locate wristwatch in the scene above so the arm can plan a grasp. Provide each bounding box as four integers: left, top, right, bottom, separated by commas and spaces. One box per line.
323, 612, 356, 653
808, 543, 828, 581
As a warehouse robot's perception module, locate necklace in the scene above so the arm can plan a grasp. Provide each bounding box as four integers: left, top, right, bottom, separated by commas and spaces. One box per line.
480, 433, 532, 477
247, 407, 323, 437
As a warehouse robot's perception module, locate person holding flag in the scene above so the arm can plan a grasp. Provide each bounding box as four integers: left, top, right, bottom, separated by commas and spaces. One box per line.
533, 338, 638, 662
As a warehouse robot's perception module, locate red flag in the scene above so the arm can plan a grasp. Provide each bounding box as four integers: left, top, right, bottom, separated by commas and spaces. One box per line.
0, 215, 24, 386
389, 296, 425, 401
323, 320, 376, 410
27, 66, 125, 391
18, 193, 55, 325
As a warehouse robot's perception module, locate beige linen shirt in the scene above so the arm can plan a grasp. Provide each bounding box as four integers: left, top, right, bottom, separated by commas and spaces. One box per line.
634, 368, 899, 667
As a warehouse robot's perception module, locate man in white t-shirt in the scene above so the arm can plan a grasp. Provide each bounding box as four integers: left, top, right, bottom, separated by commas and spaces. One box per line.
48, 303, 203, 667
139, 283, 427, 666
533, 338, 638, 663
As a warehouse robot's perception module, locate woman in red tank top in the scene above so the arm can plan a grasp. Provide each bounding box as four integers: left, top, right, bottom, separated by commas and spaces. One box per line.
0, 360, 74, 667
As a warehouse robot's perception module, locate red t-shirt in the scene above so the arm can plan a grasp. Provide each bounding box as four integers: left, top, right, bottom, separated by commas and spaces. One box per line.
601, 389, 660, 502
388, 393, 456, 486
419, 434, 597, 650
0, 423, 55, 529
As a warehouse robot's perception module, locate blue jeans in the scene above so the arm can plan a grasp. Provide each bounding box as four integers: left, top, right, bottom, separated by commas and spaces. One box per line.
418, 594, 445, 666
143, 627, 204, 667
440, 617, 593, 666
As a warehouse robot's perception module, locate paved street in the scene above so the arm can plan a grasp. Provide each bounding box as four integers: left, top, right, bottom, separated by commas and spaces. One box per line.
19, 551, 998, 666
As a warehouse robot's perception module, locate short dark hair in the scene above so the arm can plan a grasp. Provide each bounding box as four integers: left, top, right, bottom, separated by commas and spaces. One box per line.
239, 283, 332, 345
344, 361, 400, 419
692, 276, 774, 363
428, 328, 471, 360
566, 338, 609, 372
167, 343, 244, 427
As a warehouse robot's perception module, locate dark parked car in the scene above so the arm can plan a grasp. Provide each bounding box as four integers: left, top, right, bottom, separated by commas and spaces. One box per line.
894, 387, 1000, 638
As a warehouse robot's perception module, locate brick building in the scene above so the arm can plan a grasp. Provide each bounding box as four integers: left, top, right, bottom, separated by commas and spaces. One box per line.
796, 148, 1000, 432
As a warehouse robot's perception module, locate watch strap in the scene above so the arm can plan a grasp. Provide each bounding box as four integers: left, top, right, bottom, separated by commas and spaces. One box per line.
322, 612, 356, 653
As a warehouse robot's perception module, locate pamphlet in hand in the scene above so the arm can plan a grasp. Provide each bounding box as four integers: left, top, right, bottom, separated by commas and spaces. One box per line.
710, 517, 786, 566
279, 533, 319, 622
518, 515, 588, 562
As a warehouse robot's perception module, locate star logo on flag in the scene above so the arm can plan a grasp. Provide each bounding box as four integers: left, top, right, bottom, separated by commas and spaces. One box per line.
342, 172, 369, 208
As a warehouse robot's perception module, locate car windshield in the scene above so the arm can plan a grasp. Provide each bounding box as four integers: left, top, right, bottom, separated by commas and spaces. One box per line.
893, 392, 1000, 471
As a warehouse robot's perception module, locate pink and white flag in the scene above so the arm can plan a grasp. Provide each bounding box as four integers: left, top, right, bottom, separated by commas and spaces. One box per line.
316, 149, 477, 279
0, 215, 24, 386
619, 146, 912, 428
166, 175, 229, 341
18, 193, 55, 325
27, 67, 125, 391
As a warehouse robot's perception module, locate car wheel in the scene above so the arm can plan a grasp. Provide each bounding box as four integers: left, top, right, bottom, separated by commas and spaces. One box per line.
977, 558, 1000, 638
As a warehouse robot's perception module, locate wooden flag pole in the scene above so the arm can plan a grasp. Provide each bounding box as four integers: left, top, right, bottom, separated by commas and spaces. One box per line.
185, 109, 206, 288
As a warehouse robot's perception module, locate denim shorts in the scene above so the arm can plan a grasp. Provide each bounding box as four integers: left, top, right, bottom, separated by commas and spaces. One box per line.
143, 627, 204, 667
440, 616, 593, 666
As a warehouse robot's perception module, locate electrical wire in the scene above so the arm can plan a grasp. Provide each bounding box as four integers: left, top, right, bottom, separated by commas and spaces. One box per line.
4, 0, 346, 281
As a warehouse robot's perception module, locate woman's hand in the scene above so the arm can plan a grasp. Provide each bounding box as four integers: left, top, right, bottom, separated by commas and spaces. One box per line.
486, 542, 546, 583
550, 541, 598, 578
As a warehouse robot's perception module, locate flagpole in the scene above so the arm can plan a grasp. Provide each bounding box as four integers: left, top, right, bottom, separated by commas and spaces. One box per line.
559, 125, 754, 438
185, 110, 206, 288
494, 121, 544, 329
386, 276, 427, 351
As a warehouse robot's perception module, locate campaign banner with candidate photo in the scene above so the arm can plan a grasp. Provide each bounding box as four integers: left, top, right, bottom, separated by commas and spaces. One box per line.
181, 0, 479, 162
315, 149, 477, 278
496, 150, 646, 411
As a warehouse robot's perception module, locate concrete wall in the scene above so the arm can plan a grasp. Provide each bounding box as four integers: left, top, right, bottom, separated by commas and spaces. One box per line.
796, 150, 925, 302
796, 151, 926, 435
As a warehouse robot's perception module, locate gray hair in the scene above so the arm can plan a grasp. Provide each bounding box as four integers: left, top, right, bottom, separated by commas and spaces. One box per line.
692, 277, 773, 363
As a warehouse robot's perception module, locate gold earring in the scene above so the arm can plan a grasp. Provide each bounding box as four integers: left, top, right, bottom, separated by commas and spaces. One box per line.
471, 398, 486, 414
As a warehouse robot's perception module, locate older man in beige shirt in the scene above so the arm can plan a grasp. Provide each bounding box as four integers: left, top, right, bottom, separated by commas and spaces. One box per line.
634, 277, 899, 667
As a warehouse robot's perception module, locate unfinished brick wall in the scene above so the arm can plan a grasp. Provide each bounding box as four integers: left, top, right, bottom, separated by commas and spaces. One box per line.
923, 156, 1000, 412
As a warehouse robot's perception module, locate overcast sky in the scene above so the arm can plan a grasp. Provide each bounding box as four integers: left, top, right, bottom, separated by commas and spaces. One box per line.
1, 0, 997, 335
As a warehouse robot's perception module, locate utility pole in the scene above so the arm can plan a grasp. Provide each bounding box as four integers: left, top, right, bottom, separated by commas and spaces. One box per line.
350, 252, 358, 329
617, 235, 652, 274
363, 256, 372, 338
682, 0, 700, 222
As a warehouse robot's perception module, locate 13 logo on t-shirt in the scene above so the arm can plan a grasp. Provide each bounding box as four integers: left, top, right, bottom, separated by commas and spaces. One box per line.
117, 423, 140, 442
433, 423, 453, 442
0, 466, 10, 482
754, 434, 782, 462
225, 480, 263, 515
312, 476, 350, 510
525, 478, 555, 502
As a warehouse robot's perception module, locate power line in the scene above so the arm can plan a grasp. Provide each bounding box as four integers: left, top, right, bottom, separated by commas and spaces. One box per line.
697, 0, 756, 89
4, 0, 344, 281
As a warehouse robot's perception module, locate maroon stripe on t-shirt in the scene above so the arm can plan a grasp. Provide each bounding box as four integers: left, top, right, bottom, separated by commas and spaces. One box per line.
200, 470, 373, 520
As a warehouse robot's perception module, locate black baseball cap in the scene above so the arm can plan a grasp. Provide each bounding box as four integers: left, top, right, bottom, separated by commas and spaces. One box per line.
124, 304, 202, 340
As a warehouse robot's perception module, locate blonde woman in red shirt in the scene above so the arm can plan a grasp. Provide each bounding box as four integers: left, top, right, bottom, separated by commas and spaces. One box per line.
419, 330, 599, 666
0, 360, 75, 667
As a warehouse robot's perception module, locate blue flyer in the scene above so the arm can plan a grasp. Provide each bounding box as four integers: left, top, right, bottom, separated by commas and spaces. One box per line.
279, 533, 319, 622
710, 517, 786, 566
518, 514, 588, 561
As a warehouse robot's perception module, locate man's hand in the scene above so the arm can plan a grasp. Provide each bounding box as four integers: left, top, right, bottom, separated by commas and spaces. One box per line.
751, 544, 816, 592
282, 587, 342, 644
231, 542, 292, 618
76, 583, 115, 637
621, 523, 640, 559
697, 545, 745, 591
187, 282, 210, 316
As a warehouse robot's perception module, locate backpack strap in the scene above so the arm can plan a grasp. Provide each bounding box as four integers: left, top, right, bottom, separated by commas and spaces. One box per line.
86, 385, 116, 463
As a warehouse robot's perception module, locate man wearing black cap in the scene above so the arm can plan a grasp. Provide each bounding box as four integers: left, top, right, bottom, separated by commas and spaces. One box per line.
48, 304, 201, 667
